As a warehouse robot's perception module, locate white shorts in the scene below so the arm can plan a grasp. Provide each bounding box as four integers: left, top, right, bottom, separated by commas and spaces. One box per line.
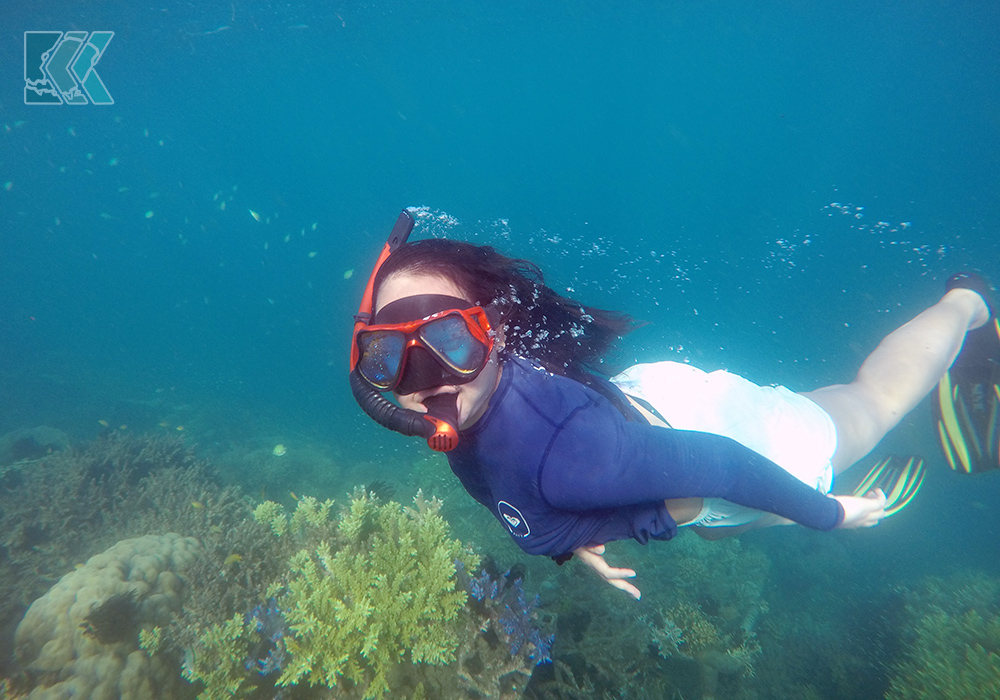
611, 361, 838, 528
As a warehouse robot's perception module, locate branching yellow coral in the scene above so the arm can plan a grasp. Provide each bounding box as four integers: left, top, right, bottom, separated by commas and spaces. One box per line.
277, 490, 479, 699
182, 614, 254, 700
289, 495, 335, 533
253, 501, 287, 537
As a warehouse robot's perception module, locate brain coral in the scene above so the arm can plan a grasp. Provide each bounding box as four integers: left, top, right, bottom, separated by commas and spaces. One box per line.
14, 533, 202, 700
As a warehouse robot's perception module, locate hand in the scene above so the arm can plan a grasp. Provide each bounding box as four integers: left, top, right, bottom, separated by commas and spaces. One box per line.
833, 488, 887, 529
572, 544, 642, 600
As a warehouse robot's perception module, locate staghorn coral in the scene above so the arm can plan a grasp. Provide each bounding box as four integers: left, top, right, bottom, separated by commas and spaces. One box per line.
182, 488, 549, 700
180, 614, 255, 700
179, 598, 294, 700
12, 533, 202, 700
275, 489, 476, 698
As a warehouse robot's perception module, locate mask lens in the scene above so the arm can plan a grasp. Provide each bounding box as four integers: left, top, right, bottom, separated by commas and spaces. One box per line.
358, 330, 405, 390
420, 315, 487, 373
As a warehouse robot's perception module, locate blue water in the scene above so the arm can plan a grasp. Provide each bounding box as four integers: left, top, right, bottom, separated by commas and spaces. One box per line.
2, 1, 999, 695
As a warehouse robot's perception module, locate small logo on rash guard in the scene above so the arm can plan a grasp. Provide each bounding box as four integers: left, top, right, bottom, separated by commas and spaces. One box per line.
497, 500, 530, 538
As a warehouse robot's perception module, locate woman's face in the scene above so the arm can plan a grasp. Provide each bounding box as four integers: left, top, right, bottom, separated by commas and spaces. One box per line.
375, 271, 503, 430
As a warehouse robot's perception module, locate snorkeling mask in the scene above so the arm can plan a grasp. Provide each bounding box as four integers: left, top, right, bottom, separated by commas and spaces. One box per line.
349, 210, 495, 451
359, 298, 495, 394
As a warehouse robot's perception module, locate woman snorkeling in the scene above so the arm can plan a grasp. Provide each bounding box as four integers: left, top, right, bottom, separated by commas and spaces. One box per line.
349, 211, 997, 600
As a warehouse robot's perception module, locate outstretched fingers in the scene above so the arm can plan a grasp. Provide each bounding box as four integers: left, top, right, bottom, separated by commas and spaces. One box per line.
573, 544, 642, 600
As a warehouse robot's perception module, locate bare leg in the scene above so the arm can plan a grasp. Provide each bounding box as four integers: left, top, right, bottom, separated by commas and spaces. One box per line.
802, 288, 990, 474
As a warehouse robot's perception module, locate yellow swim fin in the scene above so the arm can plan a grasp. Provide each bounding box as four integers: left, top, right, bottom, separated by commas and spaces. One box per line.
933, 317, 1000, 474
850, 455, 926, 517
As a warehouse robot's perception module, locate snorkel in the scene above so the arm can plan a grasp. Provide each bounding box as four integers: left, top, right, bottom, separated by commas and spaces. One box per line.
349, 210, 461, 452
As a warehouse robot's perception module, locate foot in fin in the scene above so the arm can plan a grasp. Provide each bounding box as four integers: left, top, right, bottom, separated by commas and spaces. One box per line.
934, 272, 1000, 473
850, 455, 926, 517
946, 271, 996, 320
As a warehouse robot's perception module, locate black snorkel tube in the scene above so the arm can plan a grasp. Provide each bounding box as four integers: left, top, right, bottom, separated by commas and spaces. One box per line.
349, 210, 461, 452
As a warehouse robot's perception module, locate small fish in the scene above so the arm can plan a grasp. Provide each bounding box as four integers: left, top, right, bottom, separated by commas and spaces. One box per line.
343, 269, 353, 279
191, 501, 204, 509
249, 209, 261, 222
311, 222, 318, 230
308, 251, 317, 258
289, 491, 299, 501
158, 420, 170, 428
145, 210, 154, 219
223, 553, 243, 566
98, 419, 109, 427
119, 424, 127, 430
176, 425, 185, 431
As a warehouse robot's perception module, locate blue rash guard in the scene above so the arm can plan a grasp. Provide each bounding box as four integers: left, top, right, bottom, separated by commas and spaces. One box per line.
446, 355, 844, 559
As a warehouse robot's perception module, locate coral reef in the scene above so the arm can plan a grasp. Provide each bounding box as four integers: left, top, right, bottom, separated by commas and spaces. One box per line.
448, 562, 554, 699
1, 433, 553, 699
12, 533, 202, 699
742, 528, 893, 700
271, 489, 476, 697
887, 609, 1000, 699
180, 614, 256, 700
886, 571, 1000, 700
525, 532, 769, 700
183, 489, 550, 700
0, 433, 253, 677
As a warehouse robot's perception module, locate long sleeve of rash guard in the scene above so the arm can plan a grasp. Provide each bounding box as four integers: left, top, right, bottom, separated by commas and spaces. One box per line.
538, 398, 844, 531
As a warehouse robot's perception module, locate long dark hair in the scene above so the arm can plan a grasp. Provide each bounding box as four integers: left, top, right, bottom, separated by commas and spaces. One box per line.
372, 238, 638, 383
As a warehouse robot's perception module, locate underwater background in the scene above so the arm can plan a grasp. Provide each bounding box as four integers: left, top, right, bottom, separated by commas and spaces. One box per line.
1, 1, 999, 698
